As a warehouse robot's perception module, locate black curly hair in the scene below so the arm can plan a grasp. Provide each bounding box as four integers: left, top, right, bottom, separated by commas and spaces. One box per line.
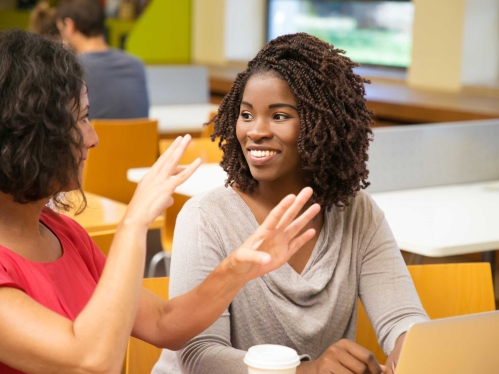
210, 33, 374, 210
0, 29, 85, 211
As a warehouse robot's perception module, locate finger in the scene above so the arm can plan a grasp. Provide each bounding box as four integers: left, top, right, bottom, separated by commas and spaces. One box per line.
284, 203, 320, 240
327, 361, 353, 374
336, 352, 370, 374
344, 344, 382, 374
276, 187, 314, 229
170, 158, 202, 187
147, 136, 183, 176
288, 228, 316, 256
381, 364, 389, 374
259, 194, 296, 231
172, 166, 187, 176
159, 134, 193, 176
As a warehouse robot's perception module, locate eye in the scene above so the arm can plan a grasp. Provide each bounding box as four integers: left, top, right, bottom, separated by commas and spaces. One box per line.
273, 113, 290, 121
240, 111, 253, 120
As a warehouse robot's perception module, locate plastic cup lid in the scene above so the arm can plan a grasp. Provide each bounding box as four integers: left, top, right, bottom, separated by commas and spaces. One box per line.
244, 344, 300, 370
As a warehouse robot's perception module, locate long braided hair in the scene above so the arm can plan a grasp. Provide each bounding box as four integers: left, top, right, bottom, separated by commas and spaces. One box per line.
210, 32, 374, 210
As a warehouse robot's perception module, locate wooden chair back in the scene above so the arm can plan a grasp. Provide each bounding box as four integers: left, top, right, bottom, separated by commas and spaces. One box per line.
83, 119, 158, 204
158, 137, 223, 254
125, 277, 169, 374
355, 263, 496, 363
159, 137, 223, 165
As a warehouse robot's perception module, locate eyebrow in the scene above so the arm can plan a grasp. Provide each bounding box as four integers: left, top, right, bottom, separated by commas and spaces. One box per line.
240, 101, 298, 112
268, 103, 298, 111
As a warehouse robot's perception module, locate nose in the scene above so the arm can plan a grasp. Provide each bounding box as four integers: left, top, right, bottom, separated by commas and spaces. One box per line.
247, 117, 273, 142
84, 124, 99, 149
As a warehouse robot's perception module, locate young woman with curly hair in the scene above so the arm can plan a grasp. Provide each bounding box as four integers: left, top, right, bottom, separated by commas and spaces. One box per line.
0, 30, 320, 374
153, 33, 428, 374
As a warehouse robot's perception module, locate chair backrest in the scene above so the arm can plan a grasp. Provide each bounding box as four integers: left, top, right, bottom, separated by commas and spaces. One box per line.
158, 138, 223, 254
83, 119, 159, 204
158, 137, 223, 164
368, 119, 499, 192
146, 65, 209, 105
125, 277, 169, 374
355, 263, 496, 363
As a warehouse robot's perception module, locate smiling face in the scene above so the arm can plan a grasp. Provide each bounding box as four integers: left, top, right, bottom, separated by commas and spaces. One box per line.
236, 73, 304, 187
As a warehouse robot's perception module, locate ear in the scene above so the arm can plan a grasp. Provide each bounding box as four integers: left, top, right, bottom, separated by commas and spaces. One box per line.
62, 17, 76, 36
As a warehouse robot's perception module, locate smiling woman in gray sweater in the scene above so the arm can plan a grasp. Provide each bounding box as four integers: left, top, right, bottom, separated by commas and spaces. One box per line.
153, 33, 428, 374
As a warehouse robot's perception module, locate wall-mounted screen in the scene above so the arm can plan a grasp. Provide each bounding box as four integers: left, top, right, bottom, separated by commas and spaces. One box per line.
268, 0, 414, 68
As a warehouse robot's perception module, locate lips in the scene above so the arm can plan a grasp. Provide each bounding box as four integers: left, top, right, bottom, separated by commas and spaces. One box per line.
246, 148, 281, 166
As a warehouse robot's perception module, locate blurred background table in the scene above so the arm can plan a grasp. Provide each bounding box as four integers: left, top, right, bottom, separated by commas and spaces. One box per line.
149, 103, 218, 138
127, 164, 226, 197
63, 192, 164, 256
371, 181, 499, 262
65, 192, 164, 233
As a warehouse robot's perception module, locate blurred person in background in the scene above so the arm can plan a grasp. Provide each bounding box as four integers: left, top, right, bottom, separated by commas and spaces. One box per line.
56, 0, 149, 120
29, 1, 60, 41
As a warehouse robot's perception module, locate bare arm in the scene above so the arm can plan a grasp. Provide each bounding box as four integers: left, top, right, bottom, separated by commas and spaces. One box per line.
132, 187, 321, 350
0, 136, 200, 374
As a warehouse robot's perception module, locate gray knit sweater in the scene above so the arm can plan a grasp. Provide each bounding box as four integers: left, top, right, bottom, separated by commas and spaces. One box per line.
152, 187, 429, 374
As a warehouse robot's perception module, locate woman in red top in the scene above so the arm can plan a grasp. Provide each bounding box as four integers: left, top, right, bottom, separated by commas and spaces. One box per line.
0, 30, 320, 373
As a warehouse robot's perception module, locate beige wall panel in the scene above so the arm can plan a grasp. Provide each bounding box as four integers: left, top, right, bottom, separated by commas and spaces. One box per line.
192, 0, 226, 65
408, 0, 466, 91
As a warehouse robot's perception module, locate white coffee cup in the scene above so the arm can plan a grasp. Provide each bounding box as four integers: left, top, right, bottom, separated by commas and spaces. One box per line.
244, 344, 301, 374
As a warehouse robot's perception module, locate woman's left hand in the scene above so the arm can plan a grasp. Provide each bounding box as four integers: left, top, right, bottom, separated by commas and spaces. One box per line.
226, 187, 320, 281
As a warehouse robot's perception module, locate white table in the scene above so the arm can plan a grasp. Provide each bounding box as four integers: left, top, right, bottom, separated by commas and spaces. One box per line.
371, 181, 499, 258
128, 166, 499, 262
127, 163, 227, 197
149, 104, 219, 136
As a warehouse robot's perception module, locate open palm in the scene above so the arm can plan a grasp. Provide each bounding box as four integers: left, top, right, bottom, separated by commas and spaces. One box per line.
227, 187, 320, 281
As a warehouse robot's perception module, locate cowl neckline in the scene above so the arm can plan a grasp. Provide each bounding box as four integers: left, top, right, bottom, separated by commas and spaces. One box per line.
227, 187, 342, 303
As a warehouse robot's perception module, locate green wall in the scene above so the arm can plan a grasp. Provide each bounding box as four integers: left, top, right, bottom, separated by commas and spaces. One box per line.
126, 0, 191, 64
0, 10, 30, 31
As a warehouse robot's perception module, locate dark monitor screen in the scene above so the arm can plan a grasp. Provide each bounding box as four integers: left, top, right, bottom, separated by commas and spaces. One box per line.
268, 0, 414, 68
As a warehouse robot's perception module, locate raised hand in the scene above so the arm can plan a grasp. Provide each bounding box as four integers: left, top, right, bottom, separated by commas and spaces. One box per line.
297, 339, 387, 374
124, 135, 201, 228
226, 187, 320, 281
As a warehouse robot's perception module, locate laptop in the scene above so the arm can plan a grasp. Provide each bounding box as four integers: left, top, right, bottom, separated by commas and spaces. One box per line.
395, 311, 499, 374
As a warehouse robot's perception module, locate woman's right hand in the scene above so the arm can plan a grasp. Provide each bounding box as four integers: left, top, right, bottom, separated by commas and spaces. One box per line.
224, 187, 320, 282
123, 135, 201, 228
297, 339, 387, 374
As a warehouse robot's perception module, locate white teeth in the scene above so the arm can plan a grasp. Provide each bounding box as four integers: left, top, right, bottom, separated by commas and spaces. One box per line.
249, 150, 278, 158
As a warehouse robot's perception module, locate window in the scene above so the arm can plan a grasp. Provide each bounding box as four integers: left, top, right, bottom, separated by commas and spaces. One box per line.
268, 0, 414, 68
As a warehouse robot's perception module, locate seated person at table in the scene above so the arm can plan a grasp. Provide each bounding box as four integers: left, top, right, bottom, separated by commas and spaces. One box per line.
153, 33, 429, 374
55, 0, 149, 120
29, 1, 60, 41
0, 30, 319, 374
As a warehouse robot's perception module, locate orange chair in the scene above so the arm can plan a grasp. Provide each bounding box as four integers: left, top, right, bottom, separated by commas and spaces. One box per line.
355, 263, 496, 363
83, 119, 159, 204
125, 277, 169, 374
